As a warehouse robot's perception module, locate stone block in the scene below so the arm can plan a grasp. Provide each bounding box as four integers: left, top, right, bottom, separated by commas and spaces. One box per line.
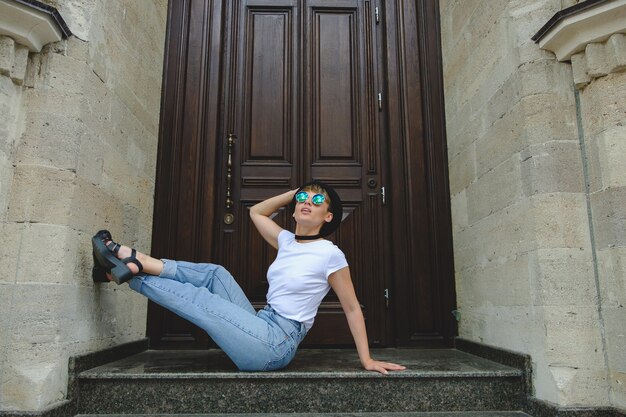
610, 370, 626, 410
586, 126, 626, 192
520, 140, 585, 196
579, 71, 626, 138
1, 351, 68, 410
7, 165, 76, 223
0, 222, 22, 284
585, 42, 609, 79
607, 33, 626, 72
16, 109, 84, 170
450, 189, 468, 232
43, 52, 91, 94
10, 44, 29, 85
603, 306, 626, 372
571, 52, 590, 89
456, 305, 541, 358
530, 248, 596, 307
66, 36, 89, 63
455, 250, 532, 307
1, 282, 146, 409
14, 224, 80, 284
452, 197, 536, 270
540, 305, 608, 404
70, 175, 127, 234
0, 148, 14, 217
596, 247, 626, 308
475, 93, 577, 179
444, 104, 480, 160
532, 193, 591, 251
448, 142, 476, 195
590, 186, 626, 249
467, 154, 523, 224
462, 194, 590, 270
0, 35, 14, 77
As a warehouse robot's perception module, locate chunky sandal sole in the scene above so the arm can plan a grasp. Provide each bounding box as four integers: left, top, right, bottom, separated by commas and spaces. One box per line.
92, 230, 133, 284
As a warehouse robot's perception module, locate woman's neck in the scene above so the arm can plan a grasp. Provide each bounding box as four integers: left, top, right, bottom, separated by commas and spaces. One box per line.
294, 224, 323, 240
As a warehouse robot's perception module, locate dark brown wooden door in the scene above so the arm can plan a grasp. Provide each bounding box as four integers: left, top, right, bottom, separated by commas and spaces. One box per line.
148, 0, 456, 349
215, 0, 388, 345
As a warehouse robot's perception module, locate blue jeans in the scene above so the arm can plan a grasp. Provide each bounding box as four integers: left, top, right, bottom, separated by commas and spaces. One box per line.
128, 260, 307, 371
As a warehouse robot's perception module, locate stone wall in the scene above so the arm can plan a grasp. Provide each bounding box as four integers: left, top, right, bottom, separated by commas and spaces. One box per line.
440, 0, 616, 408
0, 0, 166, 411
573, 34, 626, 410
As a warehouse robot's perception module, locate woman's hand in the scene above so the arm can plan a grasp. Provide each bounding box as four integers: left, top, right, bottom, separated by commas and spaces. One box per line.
362, 358, 406, 375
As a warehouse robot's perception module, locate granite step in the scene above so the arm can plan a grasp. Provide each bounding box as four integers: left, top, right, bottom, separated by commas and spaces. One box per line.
76, 349, 526, 415
76, 413, 533, 417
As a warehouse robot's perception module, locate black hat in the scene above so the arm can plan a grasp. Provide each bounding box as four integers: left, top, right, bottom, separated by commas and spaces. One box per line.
291, 180, 343, 240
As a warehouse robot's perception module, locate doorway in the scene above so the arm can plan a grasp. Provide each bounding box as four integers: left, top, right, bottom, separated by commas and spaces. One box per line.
148, 0, 456, 349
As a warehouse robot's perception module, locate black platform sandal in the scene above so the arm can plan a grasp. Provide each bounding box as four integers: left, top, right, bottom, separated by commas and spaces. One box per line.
92, 230, 144, 285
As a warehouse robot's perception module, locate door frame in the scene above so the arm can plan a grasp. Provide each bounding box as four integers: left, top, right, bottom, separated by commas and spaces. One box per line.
148, 0, 456, 348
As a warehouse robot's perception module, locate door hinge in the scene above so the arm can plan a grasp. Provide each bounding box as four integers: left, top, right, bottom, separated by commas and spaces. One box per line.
378, 92, 382, 111
375, 6, 380, 24
384, 288, 389, 308
380, 186, 386, 205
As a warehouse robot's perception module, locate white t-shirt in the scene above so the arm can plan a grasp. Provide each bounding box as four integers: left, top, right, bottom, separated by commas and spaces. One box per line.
266, 230, 348, 330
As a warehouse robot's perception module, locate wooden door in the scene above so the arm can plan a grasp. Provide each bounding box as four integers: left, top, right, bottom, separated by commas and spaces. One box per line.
215, 0, 387, 345
148, 0, 456, 349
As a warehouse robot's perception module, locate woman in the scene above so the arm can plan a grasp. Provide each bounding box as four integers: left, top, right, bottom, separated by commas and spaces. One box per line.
92, 181, 405, 374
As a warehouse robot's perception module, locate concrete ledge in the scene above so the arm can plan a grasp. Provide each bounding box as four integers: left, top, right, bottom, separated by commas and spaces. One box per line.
0, 0, 71, 52
532, 0, 626, 61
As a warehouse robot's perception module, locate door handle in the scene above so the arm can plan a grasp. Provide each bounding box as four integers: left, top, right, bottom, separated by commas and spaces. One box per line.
224, 133, 235, 224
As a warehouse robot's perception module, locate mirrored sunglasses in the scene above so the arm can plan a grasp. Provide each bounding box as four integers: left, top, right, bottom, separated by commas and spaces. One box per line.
295, 191, 325, 206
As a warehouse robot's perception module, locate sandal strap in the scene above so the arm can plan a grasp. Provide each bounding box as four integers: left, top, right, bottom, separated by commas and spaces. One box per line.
122, 248, 144, 273
106, 241, 121, 254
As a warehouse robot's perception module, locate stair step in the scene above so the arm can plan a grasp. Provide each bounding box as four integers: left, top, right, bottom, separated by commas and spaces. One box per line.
77, 349, 525, 414
76, 413, 533, 417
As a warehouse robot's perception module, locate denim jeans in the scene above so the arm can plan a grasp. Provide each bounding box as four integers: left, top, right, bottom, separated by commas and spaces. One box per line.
128, 260, 307, 371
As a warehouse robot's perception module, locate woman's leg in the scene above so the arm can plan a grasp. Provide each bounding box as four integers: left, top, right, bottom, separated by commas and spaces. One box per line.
106, 240, 254, 314
152, 259, 255, 315
128, 275, 293, 371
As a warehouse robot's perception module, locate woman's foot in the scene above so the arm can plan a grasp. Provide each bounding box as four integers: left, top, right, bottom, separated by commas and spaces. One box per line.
92, 230, 165, 283
92, 230, 142, 284
104, 240, 143, 275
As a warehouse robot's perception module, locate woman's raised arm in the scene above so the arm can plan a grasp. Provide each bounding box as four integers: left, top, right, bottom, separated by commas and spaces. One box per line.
249, 189, 297, 249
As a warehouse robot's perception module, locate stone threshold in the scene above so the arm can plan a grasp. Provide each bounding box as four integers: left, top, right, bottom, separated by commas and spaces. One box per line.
78, 348, 522, 380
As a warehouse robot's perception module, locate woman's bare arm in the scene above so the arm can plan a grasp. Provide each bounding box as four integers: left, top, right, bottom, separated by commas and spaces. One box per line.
249, 189, 297, 249
329, 267, 406, 375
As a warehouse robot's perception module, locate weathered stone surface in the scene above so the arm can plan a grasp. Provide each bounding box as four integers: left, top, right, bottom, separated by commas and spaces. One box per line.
571, 52, 591, 89
520, 141, 585, 196
0, 36, 14, 77
0, 0, 166, 411
0, 283, 147, 409
466, 155, 523, 224
579, 71, 626, 138
7, 165, 76, 223
607, 33, 626, 72
589, 187, 626, 249
449, 190, 468, 232
586, 126, 626, 193
586, 42, 609, 79
441, 0, 621, 408
596, 247, 626, 308
529, 248, 596, 307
